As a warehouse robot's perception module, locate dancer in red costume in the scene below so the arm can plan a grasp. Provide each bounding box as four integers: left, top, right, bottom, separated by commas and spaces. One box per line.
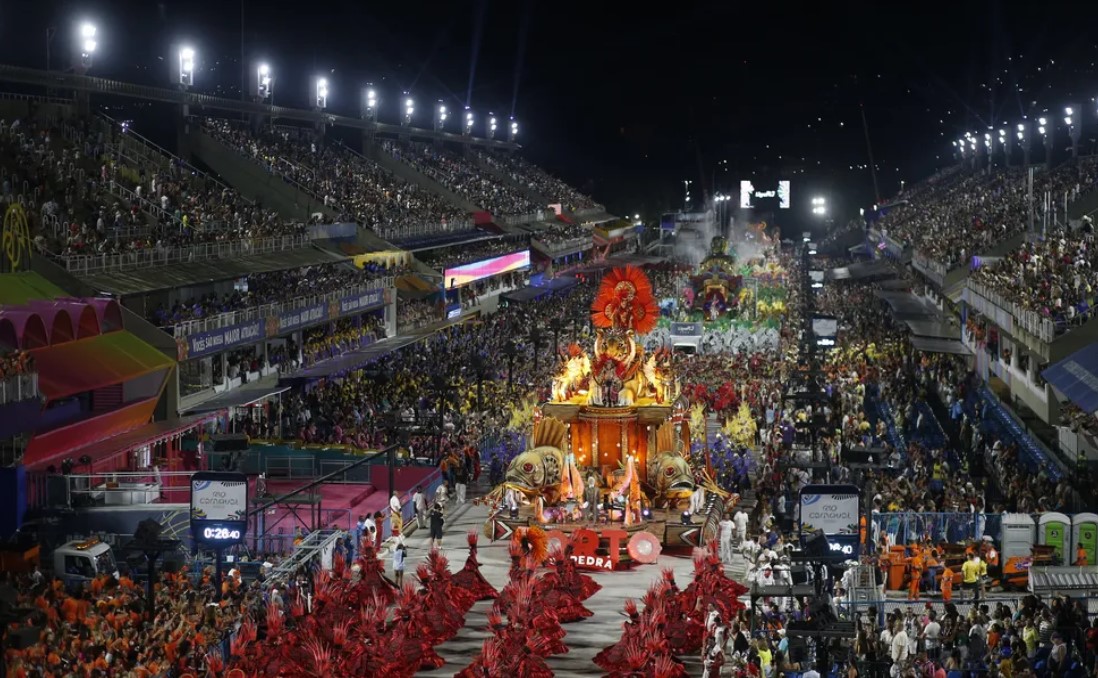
541, 542, 602, 602
452, 531, 499, 601
346, 540, 397, 607
592, 598, 643, 671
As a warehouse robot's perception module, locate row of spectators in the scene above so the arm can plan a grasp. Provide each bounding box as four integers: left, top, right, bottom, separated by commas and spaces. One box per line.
415, 236, 529, 271
382, 140, 541, 217
147, 261, 402, 327
969, 220, 1098, 333
475, 150, 598, 212
0, 350, 34, 378
528, 221, 591, 247
203, 119, 464, 241
875, 157, 1098, 270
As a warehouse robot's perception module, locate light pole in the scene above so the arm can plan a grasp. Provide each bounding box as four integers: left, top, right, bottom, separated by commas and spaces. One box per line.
256, 63, 273, 102
486, 113, 498, 140
176, 46, 195, 89
1065, 104, 1081, 159
434, 101, 447, 132
684, 179, 692, 209
1017, 122, 1030, 167
1038, 117, 1052, 168
998, 127, 1010, 166
362, 86, 378, 122
315, 77, 328, 110
74, 21, 97, 74
984, 131, 993, 171
463, 107, 474, 137
509, 117, 518, 142
402, 93, 414, 127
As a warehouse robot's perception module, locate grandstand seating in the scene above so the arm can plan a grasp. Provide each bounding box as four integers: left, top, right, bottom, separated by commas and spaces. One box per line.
476, 149, 599, 213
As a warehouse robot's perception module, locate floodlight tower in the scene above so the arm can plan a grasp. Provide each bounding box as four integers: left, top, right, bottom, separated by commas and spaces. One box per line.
998, 127, 1011, 166
255, 63, 274, 102
361, 85, 378, 122
1037, 116, 1052, 168
1016, 121, 1031, 167
315, 77, 329, 110
486, 113, 498, 140
509, 117, 518, 143
463, 108, 475, 137
1065, 104, 1081, 159
434, 101, 447, 132
174, 46, 196, 89
74, 21, 97, 74
402, 93, 414, 127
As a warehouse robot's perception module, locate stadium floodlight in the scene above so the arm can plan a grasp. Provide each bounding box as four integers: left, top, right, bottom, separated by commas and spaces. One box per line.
463, 108, 474, 136
434, 101, 447, 131
402, 93, 414, 127
177, 46, 195, 88
1065, 103, 1082, 158
811, 196, 826, 206
362, 85, 378, 121
256, 63, 273, 101
509, 117, 518, 142
315, 77, 328, 110
76, 21, 97, 72
1016, 123, 1025, 140
486, 113, 498, 140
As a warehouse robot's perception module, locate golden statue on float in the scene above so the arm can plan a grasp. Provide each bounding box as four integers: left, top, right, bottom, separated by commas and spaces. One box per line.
484, 267, 732, 564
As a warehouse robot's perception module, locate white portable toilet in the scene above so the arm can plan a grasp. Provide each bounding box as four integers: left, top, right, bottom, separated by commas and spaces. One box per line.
1072, 513, 1098, 566
1000, 513, 1036, 563
1038, 512, 1072, 566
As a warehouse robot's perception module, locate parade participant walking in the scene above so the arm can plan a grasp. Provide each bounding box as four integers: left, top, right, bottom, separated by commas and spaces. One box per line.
414, 486, 428, 529
390, 490, 404, 536
719, 512, 735, 563
429, 500, 446, 550
393, 543, 407, 586
455, 463, 468, 504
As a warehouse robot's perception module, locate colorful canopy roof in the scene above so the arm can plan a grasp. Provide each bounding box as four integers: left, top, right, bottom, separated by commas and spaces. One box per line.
30, 331, 173, 401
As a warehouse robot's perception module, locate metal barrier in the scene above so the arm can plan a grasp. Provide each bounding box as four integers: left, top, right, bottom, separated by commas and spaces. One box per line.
0, 371, 38, 405
61, 233, 312, 274
63, 470, 195, 506
164, 277, 393, 338
872, 512, 982, 546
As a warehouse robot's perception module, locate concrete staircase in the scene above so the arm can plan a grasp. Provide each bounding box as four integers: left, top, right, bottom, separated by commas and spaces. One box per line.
189, 128, 333, 222
367, 145, 481, 213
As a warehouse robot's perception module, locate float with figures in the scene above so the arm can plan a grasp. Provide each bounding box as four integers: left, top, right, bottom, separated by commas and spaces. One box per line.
483, 266, 735, 570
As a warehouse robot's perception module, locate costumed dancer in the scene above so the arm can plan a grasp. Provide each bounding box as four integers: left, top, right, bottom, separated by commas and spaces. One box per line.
451, 531, 499, 601
534, 546, 594, 623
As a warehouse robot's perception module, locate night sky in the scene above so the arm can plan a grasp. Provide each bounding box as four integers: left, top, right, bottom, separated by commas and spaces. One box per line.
4, 1, 1098, 231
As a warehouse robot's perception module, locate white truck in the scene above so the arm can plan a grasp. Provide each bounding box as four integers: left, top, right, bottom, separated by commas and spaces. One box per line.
52, 538, 119, 588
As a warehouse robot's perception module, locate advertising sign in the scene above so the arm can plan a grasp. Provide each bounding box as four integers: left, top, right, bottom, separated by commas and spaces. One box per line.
798, 483, 860, 544
339, 288, 386, 315
183, 320, 265, 360
444, 249, 531, 287
190, 471, 249, 547
272, 303, 329, 335
670, 322, 703, 336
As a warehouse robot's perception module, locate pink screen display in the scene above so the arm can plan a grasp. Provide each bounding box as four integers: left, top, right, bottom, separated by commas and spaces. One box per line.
444, 249, 530, 287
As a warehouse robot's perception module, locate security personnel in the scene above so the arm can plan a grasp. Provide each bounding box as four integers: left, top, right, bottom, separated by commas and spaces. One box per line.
907, 545, 924, 600
940, 566, 954, 603
961, 552, 982, 603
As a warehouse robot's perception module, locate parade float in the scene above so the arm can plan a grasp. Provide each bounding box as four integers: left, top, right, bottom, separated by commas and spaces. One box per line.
484, 266, 731, 570
688, 236, 744, 320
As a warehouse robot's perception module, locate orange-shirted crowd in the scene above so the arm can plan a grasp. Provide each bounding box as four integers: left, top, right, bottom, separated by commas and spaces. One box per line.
4, 567, 259, 678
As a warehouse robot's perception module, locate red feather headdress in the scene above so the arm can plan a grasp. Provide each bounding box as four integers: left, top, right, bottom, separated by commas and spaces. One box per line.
591, 266, 659, 334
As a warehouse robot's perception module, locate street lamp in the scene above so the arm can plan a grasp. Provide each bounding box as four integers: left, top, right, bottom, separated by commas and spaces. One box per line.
402, 93, 414, 127
509, 117, 518, 142
362, 85, 378, 121
487, 113, 498, 139
463, 108, 474, 136
256, 63, 273, 101
434, 101, 447, 131
76, 21, 97, 72
177, 46, 195, 88
315, 77, 328, 110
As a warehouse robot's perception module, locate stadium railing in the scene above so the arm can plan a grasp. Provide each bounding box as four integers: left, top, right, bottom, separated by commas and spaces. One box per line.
61, 233, 311, 274
163, 276, 393, 338
0, 371, 38, 406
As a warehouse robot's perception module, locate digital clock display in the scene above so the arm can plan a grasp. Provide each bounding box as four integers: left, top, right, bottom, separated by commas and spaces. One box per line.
202, 526, 242, 541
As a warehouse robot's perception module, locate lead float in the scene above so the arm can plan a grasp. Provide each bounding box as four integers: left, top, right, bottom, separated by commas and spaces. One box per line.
484, 266, 735, 571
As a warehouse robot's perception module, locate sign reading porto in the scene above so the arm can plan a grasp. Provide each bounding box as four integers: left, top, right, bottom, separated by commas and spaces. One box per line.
190, 472, 249, 547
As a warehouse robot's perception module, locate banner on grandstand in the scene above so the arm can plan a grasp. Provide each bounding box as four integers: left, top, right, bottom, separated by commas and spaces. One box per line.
443, 249, 531, 287
338, 288, 387, 315
798, 484, 861, 556
670, 322, 703, 336
270, 303, 329, 336
183, 319, 265, 360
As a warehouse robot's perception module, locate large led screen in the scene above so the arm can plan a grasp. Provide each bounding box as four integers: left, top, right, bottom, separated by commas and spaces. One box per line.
444, 249, 531, 287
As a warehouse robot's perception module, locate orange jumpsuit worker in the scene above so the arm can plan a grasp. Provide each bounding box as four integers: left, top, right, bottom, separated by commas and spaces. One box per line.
907, 549, 923, 600
940, 566, 954, 603
1077, 545, 1089, 567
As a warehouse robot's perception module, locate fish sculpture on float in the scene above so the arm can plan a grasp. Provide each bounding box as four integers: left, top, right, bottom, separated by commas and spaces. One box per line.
502, 416, 583, 506
648, 421, 696, 507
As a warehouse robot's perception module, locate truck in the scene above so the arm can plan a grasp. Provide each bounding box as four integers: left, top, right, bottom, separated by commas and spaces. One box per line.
52, 537, 119, 589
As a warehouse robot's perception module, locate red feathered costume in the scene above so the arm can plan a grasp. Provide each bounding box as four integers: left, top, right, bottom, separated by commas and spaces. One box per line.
452, 531, 499, 601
